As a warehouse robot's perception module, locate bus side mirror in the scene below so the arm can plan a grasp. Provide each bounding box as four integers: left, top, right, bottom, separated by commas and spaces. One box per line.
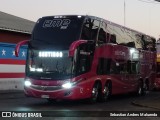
69, 40, 87, 57
15, 40, 29, 57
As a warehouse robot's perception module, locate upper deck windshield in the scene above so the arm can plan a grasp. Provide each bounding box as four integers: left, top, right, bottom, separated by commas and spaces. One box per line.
31, 16, 84, 50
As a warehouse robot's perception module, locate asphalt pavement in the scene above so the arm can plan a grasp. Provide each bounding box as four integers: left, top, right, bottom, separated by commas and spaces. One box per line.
1, 90, 160, 110
131, 91, 160, 110
0, 90, 24, 99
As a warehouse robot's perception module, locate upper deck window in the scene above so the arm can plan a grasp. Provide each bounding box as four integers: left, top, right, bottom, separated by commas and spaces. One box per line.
98, 22, 107, 44
81, 18, 100, 41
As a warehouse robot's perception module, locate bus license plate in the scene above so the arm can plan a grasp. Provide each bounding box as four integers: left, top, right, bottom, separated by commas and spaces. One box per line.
41, 95, 49, 98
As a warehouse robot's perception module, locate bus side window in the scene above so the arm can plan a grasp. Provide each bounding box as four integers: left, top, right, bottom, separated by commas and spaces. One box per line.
98, 22, 107, 44
110, 34, 117, 44
97, 58, 111, 75
110, 61, 127, 74
81, 20, 91, 40
81, 18, 99, 41
127, 61, 139, 74
107, 33, 111, 42
98, 28, 106, 44
110, 61, 120, 74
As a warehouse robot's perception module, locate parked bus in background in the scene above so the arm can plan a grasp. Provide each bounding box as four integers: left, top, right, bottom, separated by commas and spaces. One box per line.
155, 39, 160, 89
15, 15, 156, 103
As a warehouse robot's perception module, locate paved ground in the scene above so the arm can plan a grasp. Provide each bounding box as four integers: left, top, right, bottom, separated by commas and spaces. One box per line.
1, 90, 160, 110
0, 90, 160, 120
0, 90, 24, 99
132, 91, 160, 110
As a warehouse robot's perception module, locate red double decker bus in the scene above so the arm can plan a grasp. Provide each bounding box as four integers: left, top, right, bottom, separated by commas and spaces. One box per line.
15, 15, 156, 102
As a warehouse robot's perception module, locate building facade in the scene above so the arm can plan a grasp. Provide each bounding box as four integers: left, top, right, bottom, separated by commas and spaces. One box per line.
0, 11, 35, 90
0, 11, 35, 43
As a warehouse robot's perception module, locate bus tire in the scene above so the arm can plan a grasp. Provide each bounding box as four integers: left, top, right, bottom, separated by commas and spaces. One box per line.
89, 82, 101, 103
137, 81, 143, 96
142, 81, 149, 95
102, 82, 111, 102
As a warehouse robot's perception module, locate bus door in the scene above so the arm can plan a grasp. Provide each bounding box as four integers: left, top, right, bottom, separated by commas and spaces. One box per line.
75, 42, 95, 76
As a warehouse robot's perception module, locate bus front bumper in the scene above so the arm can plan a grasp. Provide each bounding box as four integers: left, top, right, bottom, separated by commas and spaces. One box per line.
24, 85, 90, 100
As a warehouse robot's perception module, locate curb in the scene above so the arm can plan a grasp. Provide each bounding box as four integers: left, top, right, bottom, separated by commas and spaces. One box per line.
131, 101, 160, 110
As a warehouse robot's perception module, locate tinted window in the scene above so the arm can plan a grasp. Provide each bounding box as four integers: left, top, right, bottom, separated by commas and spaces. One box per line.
127, 61, 139, 74
97, 58, 111, 75
81, 18, 100, 41
98, 22, 107, 44
134, 33, 143, 49
143, 36, 156, 51
106, 24, 117, 44
31, 16, 84, 50
110, 62, 127, 74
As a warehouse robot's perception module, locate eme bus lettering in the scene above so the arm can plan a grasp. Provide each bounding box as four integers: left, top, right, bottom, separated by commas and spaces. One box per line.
15, 15, 156, 103
43, 19, 71, 29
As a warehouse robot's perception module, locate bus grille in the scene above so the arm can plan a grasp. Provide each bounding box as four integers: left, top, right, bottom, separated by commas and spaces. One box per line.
30, 85, 62, 91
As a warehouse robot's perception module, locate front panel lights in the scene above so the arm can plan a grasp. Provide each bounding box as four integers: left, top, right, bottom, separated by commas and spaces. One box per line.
62, 82, 72, 89
30, 67, 43, 72
39, 51, 63, 58
24, 80, 31, 87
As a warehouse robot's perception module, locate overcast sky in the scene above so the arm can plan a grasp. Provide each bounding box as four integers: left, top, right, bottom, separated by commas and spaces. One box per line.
0, 0, 160, 39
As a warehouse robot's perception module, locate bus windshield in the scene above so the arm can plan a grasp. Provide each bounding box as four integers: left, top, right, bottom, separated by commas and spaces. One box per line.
31, 16, 84, 50
26, 49, 73, 80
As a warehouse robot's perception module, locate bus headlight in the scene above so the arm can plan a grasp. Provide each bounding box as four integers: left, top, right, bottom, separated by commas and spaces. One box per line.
24, 80, 31, 87
62, 82, 72, 89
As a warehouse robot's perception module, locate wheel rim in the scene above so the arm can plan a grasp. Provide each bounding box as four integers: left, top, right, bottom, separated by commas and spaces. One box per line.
143, 83, 149, 94
103, 85, 110, 101
138, 86, 142, 95
92, 84, 99, 101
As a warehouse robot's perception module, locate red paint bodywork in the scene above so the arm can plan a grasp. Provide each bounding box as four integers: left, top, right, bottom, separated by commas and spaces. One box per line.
69, 40, 87, 57
15, 40, 29, 57
154, 78, 160, 90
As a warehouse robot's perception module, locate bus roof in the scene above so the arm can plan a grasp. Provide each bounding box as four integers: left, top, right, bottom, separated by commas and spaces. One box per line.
38, 15, 155, 40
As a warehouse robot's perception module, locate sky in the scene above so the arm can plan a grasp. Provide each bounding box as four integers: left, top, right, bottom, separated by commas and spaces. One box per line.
0, 0, 160, 39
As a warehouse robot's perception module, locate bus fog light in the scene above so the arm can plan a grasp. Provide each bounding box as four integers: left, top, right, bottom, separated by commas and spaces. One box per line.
24, 80, 31, 87
62, 82, 72, 89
